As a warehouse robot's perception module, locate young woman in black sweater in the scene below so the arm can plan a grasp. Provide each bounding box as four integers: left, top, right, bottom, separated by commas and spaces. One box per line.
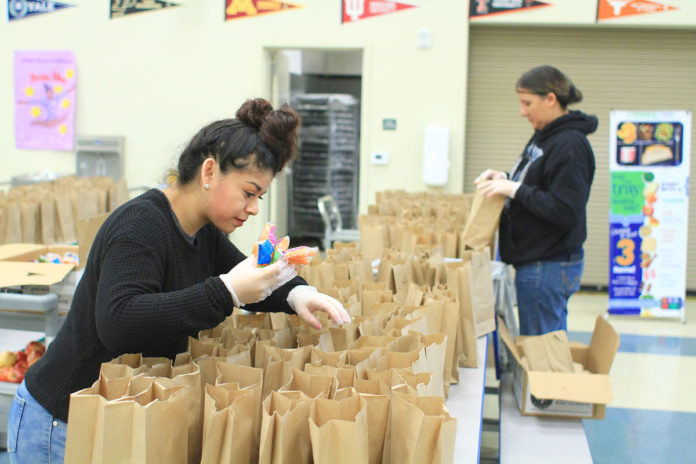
7, 98, 350, 463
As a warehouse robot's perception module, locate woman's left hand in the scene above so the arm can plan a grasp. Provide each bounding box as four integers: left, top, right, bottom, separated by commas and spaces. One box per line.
287, 285, 352, 329
476, 178, 521, 199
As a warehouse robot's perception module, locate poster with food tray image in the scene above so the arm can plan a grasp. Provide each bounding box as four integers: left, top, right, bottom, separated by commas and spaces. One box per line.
608, 110, 691, 321
615, 120, 683, 167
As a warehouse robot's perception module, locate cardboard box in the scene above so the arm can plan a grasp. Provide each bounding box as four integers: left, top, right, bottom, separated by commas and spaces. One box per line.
498, 315, 620, 419
0, 244, 83, 312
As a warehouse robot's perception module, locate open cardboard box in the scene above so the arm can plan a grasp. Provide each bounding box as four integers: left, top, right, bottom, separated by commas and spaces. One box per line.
498, 315, 620, 419
0, 212, 109, 310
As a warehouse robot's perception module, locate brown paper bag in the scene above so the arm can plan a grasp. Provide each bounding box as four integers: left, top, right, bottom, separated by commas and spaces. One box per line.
459, 190, 505, 254
385, 392, 457, 464
468, 248, 496, 337
258, 391, 313, 464
214, 362, 264, 458
102, 353, 203, 464
304, 364, 356, 399
4, 203, 23, 243
55, 194, 76, 243
261, 345, 312, 398
279, 367, 332, 399
200, 383, 257, 464
65, 375, 188, 464
358, 221, 387, 262
20, 201, 37, 243
308, 395, 369, 464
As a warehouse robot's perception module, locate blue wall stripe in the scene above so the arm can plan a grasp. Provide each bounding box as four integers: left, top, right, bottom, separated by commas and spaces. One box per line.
568, 331, 696, 357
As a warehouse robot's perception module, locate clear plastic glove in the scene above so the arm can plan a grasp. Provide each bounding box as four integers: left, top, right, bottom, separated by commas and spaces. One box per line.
219, 256, 297, 306
287, 285, 352, 330
474, 169, 507, 185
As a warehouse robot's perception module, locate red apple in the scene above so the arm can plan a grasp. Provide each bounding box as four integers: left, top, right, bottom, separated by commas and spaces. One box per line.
12, 365, 26, 383
25, 341, 46, 357
27, 350, 43, 367
15, 351, 27, 365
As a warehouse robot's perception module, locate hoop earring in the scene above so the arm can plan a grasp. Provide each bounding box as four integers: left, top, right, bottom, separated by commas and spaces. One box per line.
204, 184, 210, 190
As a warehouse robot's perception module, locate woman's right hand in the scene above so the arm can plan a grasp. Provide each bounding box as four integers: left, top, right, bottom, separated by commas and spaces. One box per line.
474, 169, 507, 185
219, 256, 297, 306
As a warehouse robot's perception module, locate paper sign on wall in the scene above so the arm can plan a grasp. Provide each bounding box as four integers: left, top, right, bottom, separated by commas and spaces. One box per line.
608, 110, 691, 321
225, 0, 302, 20
14, 51, 77, 151
342, 0, 417, 23
8, 0, 75, 21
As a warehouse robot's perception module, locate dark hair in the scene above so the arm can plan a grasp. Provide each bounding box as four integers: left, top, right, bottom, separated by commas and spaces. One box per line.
516, 65, 583, 109
176, 98, 300, 184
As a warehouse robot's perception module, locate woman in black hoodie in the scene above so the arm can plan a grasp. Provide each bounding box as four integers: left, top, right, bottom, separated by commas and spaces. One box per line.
476, 65, 597, 336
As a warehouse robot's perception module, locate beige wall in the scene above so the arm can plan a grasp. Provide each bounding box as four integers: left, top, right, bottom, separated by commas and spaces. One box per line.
1, 0, 470, 248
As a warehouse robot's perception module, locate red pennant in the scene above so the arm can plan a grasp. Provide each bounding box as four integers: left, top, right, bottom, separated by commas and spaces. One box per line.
597, 0, 677, 21
342, 0, 417, 24
225, 0, 302, 21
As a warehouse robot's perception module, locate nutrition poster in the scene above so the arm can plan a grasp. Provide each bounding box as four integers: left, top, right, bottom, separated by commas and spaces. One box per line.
608, 110, 691, 320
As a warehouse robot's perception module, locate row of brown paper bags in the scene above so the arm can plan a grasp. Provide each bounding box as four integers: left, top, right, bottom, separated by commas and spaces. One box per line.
358, 190, 505, 260
0, 176, 129, 245
208, 285, 458, 398
298, 245, 497, 372
65, 350, 455, 464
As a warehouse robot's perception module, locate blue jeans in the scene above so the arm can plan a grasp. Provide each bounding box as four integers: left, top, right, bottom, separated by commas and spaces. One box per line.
7, 380, 66, 464
514, 254, 584, 336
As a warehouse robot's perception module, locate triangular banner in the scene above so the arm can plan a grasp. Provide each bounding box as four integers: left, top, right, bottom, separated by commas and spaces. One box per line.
470, 0, 550, 18
225, 0, 302, 21
110, 0, 179, 19
8, 0, 74, 21
342, 0, 417, 24
597, 0, 677, 21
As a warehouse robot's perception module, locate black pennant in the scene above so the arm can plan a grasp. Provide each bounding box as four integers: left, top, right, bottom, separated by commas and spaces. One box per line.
110, 0, 179, 19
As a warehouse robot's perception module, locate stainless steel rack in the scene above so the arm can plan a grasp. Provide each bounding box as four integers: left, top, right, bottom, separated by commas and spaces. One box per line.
289, 94, 360, 239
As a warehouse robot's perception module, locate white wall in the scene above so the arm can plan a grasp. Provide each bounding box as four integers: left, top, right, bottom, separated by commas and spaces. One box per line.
1, 0, 470, 248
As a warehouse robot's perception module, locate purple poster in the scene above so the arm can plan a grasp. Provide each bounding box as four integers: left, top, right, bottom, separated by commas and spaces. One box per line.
14, 50, 77, 151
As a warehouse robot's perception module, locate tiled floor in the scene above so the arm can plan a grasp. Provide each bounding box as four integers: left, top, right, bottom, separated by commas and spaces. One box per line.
569, 291, 696, 463
2, 292, 695, 463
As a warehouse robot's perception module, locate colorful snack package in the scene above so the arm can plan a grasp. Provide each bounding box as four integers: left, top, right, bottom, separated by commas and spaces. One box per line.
252, 223, 316, 268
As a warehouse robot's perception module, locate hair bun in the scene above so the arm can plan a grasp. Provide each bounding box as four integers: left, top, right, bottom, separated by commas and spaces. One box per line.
236, 98, 273, 130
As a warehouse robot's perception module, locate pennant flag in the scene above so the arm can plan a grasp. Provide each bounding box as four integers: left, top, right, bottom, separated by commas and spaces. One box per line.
8, 0, 74, 21
597, 0, 677, 21
342, 0, 417, 24
14, 50, 77, 151
469, 0, 550, 18
225, 0, 302, 21
110, 0, 178, 19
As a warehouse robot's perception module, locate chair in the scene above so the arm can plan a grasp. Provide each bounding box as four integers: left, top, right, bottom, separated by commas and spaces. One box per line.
317, 195, 360, 251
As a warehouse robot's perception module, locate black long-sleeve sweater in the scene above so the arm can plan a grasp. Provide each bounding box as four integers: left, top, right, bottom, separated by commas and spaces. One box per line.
499, 111, 598, 266
25, 189, 303, 421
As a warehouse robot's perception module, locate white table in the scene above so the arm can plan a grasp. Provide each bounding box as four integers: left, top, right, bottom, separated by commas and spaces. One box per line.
447, 335, 488, 464
499, 373, 593, 464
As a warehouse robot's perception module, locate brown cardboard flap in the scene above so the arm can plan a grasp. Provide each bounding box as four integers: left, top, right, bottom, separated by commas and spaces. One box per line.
588, 316, 620, 374
496, 315, 522, 363
528, 371, 613, 404
0, 243, 45, 260
0, 261, 75, 287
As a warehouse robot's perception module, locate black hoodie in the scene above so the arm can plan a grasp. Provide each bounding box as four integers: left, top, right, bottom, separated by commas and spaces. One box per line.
499, 110, 598, 267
